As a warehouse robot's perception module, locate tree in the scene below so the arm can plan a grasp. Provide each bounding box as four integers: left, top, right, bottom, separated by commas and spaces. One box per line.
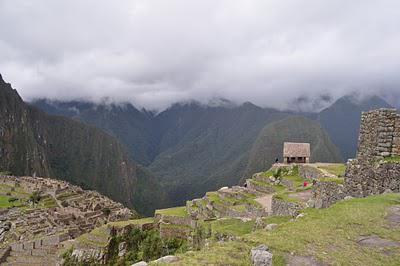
8, 197, 18, 206
29, 191, 42, 206
102, 208, 111, 217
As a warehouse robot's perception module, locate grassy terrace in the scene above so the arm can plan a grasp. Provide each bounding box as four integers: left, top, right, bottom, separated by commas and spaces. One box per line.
317, 163, 346, 176
109, 217, 154, 227
173, 193, 400, 266
383, 155, 400, 163
206, 218, 255, 237
155, 206, 188, 217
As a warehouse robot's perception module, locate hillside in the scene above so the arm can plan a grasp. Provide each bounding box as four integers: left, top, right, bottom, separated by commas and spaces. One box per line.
149, 103, 292, 205
318, 95, 392, 160
31, 96, 390, 207
243, 116, 343, 180
0, 75, 165, 215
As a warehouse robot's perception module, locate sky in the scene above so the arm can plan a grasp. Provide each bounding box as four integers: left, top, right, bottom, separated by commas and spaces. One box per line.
0, 0, 400, 111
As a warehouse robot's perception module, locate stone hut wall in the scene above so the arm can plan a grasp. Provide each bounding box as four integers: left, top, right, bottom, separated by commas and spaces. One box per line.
357, 109, 399, 162
344, 108, 400, 197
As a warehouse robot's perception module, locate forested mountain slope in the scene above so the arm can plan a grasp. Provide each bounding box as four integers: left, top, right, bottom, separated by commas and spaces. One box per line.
0, 74, 165, 215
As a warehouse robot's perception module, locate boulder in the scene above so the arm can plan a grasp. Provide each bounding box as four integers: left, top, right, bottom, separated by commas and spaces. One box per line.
265, 224, 278, 231
118, 241, 127, 257
251, 245, 273, 266
152, 255, 179, 264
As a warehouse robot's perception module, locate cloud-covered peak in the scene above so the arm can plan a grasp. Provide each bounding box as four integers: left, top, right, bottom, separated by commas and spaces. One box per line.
1, 0, 400, 111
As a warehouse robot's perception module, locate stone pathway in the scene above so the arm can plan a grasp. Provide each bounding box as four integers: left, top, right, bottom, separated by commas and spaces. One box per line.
255, 195, 273, 213
387, 205, 400, 228
357, 235, 400, 248
286, 255, 326, 266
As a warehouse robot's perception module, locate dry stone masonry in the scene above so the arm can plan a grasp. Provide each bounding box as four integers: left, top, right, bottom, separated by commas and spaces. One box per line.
0, 175, 134, 265
345, 109, 400, 197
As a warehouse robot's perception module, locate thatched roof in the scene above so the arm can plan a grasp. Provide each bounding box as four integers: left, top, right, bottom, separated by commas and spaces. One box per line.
283, 142, 310, 157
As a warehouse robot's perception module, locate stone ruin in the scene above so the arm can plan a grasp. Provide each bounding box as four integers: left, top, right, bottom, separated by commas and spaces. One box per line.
0, 175, 134, 265
312, 108, 400, 208
345, 108, 400, 196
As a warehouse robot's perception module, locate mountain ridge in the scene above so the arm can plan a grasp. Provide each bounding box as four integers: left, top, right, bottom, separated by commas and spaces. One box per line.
0, 75, 166, 215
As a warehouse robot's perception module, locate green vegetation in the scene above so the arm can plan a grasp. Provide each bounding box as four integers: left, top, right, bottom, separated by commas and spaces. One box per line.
155, 206, 188, 217
383, 155, 400, 163
319, 176, 344, 184
0, 194, 19, 207
207, 218, 255, 237
109, 217, 154, 228
174, 194, 400, 265
70, 228, 187, 266
317, 163, 346, 176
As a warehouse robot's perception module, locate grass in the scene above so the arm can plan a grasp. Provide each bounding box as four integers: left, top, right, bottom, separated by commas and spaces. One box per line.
155, 206, 188, 217
207, 218, 255, 237
317, 164, 346, 176
319, 177, 344, 184
109, 217, 154, 227
174, 193, 400, 266
77, 225, 110, 247
383, 155, 400, 163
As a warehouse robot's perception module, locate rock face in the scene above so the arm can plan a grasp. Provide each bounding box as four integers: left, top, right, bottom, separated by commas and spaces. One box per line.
251, 245, 273, 266
345, 109, 400, 197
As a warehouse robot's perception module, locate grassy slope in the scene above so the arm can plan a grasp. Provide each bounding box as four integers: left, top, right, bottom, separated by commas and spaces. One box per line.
171, 194, 400, 266
243, 116, 343, 183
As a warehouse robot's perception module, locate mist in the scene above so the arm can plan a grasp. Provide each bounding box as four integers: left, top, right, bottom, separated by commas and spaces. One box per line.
1, 0, 400, 111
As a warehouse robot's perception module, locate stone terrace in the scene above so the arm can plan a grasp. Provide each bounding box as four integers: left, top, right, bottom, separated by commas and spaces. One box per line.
0, 175, 135, 265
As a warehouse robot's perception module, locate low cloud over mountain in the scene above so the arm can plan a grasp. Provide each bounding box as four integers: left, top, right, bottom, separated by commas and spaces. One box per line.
1, 0, 400, 110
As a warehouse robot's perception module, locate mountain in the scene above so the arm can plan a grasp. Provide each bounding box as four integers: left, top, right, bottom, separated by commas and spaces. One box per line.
33, 98, 344, 206
317, 95, 392, 160
149, 102, 292, 205
0, 75, 166, 215
243, 116, 342, 180
31, 99, 157, 166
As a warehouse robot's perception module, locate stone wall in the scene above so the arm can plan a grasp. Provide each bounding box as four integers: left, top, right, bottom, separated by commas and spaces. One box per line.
298, 165, 324, 179
310, 181, 346, 208
357, 109, 400, 161
344, 108, 400, 198
345, 160, 400, 197
271, 197, 301, 217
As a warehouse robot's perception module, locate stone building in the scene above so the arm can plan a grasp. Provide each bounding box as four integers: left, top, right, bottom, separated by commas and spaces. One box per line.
357, 108, 400, 161
283, 142, 310, 164
345, 108, 400, 196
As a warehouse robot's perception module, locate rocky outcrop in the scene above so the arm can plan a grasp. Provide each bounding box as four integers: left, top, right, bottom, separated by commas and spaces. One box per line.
251, 245, 273, 266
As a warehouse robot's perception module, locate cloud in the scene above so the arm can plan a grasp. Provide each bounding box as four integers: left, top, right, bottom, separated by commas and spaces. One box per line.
1, 0, 400, 111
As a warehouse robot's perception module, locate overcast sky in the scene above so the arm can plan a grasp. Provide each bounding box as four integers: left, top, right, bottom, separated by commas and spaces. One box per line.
0, 0, 399, 111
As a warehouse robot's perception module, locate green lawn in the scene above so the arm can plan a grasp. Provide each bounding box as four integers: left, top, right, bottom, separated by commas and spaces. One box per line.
317, 164, 346, 176
155, 206, 188, 217
383, 156, 400, 163
174, 193, 400, 266
0, 194, 15, 207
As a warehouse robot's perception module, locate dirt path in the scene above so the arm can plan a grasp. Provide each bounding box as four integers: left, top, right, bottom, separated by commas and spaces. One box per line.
288, 190, 313, 202
255, 195, 273, 213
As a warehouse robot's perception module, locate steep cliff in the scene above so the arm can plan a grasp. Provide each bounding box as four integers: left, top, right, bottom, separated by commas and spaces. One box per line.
0, 74, 165, 215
